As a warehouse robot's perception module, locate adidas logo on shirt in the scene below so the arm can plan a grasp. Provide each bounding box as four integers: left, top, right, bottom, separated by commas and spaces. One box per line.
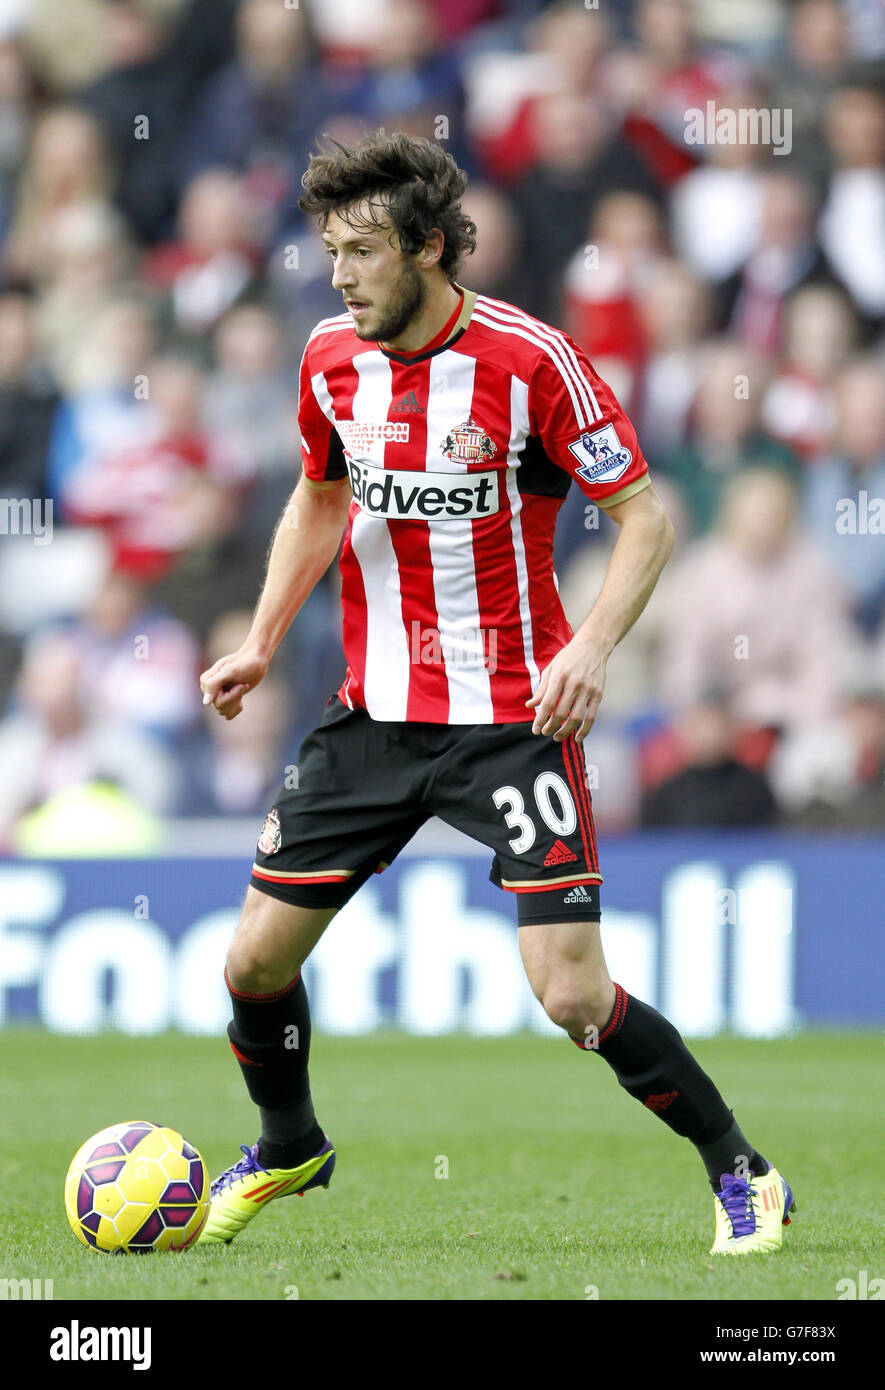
563, 885, 593, 904
392, 390, 424, 414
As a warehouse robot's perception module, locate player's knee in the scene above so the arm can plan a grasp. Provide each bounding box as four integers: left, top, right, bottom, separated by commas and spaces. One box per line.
541, 984, 590, 1033
541, 977, 615, 1034
225, 912, 292, 996
225, 937, 285, 996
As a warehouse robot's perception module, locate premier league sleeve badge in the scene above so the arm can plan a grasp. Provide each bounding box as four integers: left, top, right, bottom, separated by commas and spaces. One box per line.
568, 423, 633, 485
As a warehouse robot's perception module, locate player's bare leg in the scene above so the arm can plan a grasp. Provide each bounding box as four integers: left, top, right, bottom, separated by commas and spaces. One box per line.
226, 886, 337, 994
518, 919, 615, 1040
519, 919, 795, 1254
200, 891, 338, 1244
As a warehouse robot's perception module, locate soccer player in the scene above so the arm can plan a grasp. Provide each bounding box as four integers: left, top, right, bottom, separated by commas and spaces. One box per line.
198, 132, 794, 1256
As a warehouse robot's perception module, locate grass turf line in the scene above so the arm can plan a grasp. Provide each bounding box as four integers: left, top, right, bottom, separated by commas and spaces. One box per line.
0, 1029, 879, 1301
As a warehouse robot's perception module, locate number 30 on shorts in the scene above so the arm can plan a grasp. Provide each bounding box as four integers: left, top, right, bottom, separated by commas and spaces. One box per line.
492, 774, 577, 854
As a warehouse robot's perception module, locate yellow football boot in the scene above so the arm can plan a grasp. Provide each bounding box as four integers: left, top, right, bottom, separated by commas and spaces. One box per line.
710, 1166, 796, 1255
199, 1138, 335, 1245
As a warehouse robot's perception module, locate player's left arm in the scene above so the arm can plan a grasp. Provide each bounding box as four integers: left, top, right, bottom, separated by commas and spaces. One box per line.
527, 483, 675, 741
526, 337, 675, 740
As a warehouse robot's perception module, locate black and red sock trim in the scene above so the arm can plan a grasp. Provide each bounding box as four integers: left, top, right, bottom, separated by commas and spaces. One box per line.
224, 967, 301, 1003
568, 983, 628, 1049
226, 968, 313, 1110
598, 982, 628, 1044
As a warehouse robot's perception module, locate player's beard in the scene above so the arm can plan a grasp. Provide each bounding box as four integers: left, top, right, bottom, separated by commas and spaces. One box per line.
354, 256, 426, 343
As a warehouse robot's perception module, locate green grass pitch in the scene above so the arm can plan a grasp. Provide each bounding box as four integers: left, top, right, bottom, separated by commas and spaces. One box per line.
1, 1028, 880, 1301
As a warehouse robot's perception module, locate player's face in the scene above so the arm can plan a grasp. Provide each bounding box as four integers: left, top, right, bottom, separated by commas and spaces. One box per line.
323, 204, 426, 344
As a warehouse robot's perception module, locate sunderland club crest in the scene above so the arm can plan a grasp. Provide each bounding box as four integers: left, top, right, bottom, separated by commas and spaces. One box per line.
257, 807, 281, 856
440, 415, 496, 464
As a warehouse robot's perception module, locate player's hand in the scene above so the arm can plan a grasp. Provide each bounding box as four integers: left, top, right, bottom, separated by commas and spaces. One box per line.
199, 646, 270, 721
526, 634, 607, 742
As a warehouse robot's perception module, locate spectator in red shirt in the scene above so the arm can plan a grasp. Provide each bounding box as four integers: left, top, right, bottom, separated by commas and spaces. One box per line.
62, 355, 249, 580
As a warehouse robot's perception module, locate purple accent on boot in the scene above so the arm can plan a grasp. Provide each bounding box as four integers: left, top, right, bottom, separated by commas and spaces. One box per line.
210, 1142, 267, 1196
781, 1176, 795, 1221
296, 1139, 335, 1194
717, 1173, 758, 1237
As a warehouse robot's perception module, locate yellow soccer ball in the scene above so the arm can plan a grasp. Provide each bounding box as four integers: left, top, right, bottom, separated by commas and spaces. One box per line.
64, 1121, 209, 1253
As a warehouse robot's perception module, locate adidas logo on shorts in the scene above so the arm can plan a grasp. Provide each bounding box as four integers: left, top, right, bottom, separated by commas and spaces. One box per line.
543, 839, 578, 867
563, 885, 593, 904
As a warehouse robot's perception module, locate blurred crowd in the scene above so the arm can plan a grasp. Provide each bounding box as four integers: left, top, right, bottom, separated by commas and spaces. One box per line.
1, 0, 884, 850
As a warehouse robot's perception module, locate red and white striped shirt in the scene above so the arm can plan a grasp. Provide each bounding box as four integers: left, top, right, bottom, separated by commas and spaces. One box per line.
299, 288, 651, 723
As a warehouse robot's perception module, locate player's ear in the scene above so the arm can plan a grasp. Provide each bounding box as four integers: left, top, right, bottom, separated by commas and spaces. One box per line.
419, 229, 445, 270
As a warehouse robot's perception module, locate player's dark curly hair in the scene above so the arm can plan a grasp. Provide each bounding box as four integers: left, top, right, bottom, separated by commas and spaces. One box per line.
299, 130, 476, 281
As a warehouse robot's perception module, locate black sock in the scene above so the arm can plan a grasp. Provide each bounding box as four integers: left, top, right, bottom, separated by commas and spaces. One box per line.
571, 984, 763, 1184
258, 1096, 324, 1169
226, 970, 324, 1167
695, 1118, 768, 1192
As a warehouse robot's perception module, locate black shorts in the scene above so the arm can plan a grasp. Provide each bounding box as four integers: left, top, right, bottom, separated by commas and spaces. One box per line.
251, 695, 602, 925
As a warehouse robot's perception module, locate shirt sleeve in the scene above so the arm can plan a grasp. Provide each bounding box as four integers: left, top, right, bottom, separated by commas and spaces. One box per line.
298, 344, 347, 483
528, 336, 650, 509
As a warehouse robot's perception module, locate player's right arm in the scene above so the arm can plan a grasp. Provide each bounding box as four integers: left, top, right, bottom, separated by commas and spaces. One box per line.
200, 472, 351, 719
201, 335, 351, 719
